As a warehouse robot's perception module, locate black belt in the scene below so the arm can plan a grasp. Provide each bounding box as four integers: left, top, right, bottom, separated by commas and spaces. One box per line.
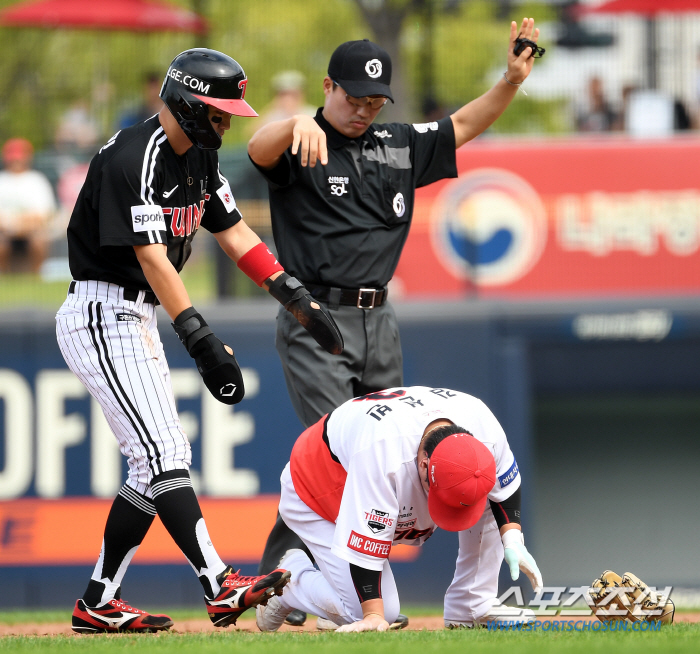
304, 282, 387, 309
69, 281, 158, 305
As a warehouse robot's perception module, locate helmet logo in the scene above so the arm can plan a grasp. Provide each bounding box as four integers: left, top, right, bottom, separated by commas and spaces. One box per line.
238, 78, 248, 98
365, 59, 382, 78
167, 67, 211, 94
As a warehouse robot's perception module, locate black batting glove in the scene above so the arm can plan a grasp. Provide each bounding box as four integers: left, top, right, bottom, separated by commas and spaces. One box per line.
172, 307, 245, 405
266, 273, 344, 355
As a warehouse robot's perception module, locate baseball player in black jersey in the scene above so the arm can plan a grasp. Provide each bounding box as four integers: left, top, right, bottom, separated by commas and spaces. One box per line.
56, 48, 342, 634
249, 19, 540, 629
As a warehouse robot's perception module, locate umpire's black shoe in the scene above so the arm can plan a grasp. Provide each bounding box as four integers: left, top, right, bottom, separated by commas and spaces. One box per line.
285, 609, 307, 626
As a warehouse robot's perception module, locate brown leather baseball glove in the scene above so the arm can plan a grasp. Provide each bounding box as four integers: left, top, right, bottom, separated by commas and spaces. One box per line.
589, 570, 674, 624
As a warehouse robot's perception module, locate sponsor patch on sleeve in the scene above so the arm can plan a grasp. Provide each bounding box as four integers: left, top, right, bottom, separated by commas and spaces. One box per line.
216, 180, 237, 213
347, 531, 391, 559
365, 509, 393, 534
412, 121, 438, 133
131, 205, 165, 232
498, 459, 519, 488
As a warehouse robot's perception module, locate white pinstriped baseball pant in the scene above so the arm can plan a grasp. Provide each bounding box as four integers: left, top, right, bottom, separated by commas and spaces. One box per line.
56, 280, 191, 498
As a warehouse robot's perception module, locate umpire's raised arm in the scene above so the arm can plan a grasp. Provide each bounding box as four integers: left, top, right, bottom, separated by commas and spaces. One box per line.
451, 17, 541, 148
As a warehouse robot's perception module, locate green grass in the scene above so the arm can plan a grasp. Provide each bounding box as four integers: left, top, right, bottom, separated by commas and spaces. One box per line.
1, 625, 699, 654
0, 605, 443, 625
0, 274, 68, 308
0, 256, 270, 310
0, 609, 698, 654
0, 259, 217, 310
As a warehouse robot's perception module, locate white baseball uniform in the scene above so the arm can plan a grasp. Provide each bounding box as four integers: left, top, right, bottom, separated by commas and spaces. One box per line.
277, 386, 521, 625
56, 116, 242, 498
56, 279, 189, 497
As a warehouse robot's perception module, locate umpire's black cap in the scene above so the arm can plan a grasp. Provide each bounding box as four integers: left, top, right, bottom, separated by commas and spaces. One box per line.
328, 39, 394, 102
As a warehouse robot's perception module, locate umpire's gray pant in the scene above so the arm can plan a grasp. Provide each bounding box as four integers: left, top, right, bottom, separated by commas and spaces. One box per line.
275, 300, 404, 428
259, 300, 404, 575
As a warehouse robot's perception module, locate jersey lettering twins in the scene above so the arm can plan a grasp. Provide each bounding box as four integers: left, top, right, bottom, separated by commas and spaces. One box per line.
67, 116, 241, 290
289, 386, 521, 571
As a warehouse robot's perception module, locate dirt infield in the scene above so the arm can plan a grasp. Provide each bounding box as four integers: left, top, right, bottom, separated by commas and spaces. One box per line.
2, 613, 700, 636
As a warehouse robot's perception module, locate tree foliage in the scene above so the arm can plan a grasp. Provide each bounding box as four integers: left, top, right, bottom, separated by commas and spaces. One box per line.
0, 0, 559, 151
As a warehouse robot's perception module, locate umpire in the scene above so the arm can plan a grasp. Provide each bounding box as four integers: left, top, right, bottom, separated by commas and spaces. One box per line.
248, 19, 541, 628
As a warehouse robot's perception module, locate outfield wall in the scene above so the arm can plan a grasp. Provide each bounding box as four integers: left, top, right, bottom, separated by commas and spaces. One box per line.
1, 296, 699, 607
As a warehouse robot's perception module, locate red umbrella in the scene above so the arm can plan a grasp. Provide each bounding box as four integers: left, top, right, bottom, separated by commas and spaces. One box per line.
587, 0, 700, 15
0, 0, 207, 34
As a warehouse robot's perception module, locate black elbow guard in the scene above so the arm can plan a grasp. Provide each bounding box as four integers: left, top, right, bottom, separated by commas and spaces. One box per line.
489, 486, 521, 530
349, 563, 382, 603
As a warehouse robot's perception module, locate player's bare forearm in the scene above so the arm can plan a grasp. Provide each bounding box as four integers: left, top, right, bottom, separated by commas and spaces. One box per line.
247, 117, 295, 168
134, 243, 192, 320
213, 222, 282, 290
248, 114, 327, 168
450, 82, 518, 147
451, 18, 539, 148
361, 598, 385, 621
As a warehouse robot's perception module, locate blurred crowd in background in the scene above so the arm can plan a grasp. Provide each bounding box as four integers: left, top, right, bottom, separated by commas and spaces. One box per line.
0, 0, 699, 304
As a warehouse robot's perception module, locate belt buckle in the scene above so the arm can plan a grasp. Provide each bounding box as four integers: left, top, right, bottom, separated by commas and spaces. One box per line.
357, 288, 377, 309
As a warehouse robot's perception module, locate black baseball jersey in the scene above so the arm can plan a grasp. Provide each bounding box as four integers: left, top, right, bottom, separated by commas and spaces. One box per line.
68, 116, 241, 290
252, 109, 457, 288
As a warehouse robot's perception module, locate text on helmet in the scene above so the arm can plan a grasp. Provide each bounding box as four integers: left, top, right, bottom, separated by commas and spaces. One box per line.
167, 67, 211, 95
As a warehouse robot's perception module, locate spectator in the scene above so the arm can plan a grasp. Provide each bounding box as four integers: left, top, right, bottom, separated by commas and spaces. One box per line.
577, 76, 617, 133
0, 138, 57, 273
673, 98, 692, 131
55, 100, 100, 152
612, 84, 637, 131
248, 70, 316, 135
117, 71, 164, 129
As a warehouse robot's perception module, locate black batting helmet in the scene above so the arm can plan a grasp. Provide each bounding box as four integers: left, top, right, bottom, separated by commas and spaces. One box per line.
160, 48, 257, 150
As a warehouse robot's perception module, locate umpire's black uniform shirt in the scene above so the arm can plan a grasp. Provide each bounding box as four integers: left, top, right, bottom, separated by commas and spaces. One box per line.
253, 108, 458, 288
67, 116, 241, 291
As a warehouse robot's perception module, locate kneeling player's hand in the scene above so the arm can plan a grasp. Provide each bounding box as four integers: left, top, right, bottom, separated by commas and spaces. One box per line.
172, 307, 245, 405
266, 273, 344, 355
336, 614, 390, 632
502, 528, 543, 593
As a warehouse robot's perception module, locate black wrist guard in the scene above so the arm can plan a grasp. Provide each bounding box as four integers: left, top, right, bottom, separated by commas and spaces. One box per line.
172, 307, 213, 355
172, 307, 245, 405
266, 273, 344, 355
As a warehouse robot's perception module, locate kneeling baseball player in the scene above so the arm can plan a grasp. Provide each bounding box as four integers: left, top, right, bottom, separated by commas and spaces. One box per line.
256, 386, 542, 631
56, 48, 342, 634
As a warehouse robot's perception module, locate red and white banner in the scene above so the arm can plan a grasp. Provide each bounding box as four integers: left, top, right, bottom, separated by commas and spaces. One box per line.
394, 137, 700, 299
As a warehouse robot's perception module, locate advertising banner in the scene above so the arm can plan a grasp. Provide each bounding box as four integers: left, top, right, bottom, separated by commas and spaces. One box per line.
0, 319, 424, 569
395, 137, 700, 299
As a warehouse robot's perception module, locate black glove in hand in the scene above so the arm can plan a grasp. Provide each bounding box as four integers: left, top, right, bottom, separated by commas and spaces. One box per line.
266, 273, 344, 355
172, 307, 245, 405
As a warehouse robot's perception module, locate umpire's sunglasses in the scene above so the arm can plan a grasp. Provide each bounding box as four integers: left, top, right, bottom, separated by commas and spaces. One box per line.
332, 81, 388, 110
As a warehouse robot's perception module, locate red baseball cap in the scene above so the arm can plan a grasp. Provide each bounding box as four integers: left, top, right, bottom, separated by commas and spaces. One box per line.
2, 138, 33, 162
427, 433, 496, 532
